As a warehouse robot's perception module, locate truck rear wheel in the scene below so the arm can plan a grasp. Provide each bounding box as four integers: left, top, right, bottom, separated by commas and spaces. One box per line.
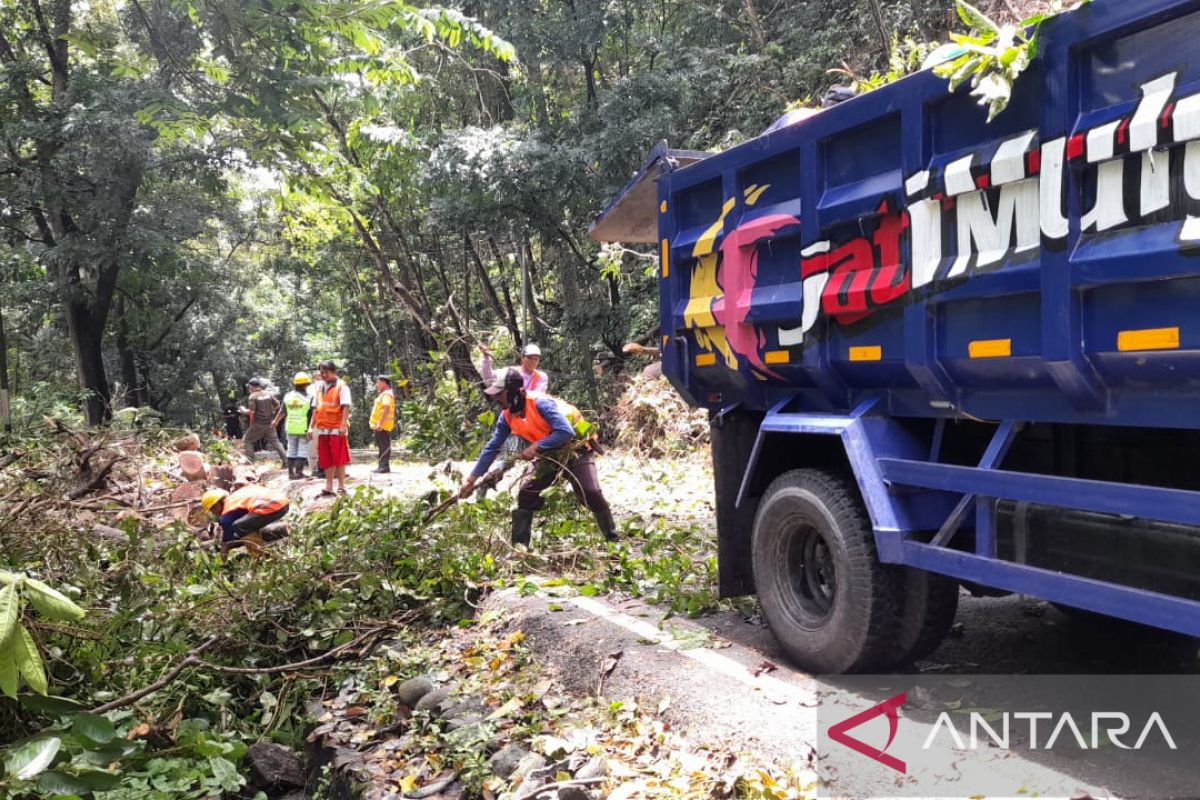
890, 568, 959, 666
751, 469, 897, 673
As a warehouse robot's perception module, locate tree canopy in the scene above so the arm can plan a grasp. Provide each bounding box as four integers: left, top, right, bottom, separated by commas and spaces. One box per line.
1, 0, 1004, 432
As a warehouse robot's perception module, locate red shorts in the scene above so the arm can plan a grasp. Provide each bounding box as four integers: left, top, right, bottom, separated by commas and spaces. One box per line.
317, 434, 351, 468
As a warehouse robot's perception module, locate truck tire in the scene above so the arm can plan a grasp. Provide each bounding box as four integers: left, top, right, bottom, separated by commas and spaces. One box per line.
890, 568, 959, 666
751, 469, 897, 673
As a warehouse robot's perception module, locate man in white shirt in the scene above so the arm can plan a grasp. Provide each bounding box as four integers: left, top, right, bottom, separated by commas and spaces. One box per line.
479, 342, 549, 392
308, 360, 352, 496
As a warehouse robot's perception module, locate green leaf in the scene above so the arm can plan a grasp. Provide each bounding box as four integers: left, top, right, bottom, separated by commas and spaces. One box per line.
0, 583, 20, 647
209, 756, 243, 792
24, 579, 85, 622
957, 1, 999, 34
0, 646, 18, 699
5, 736, 61, 780
71, 714, 116, 746
13, 624, 48, 695
18, 693, 87, 714
38, 769, 91, 795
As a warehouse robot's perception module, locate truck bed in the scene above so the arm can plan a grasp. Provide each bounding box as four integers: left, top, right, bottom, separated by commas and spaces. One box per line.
649, 0, 1200, 430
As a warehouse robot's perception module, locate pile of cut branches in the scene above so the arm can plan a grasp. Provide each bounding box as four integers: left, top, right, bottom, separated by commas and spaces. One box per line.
610, 371, 708, 459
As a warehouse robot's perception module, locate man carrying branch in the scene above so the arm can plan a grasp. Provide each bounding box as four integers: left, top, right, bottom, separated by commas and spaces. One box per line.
459, 368, 618, 547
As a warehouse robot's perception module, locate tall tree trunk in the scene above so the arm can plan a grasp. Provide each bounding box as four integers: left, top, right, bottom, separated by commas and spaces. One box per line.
742, 0, 767, 51
211, 370, 236, 410
525, 59, 551, 127
64, 296, 111, 425
115, 296, 138, 408
487, 236, 523, 347
0, 294, 10, 434
466, 233, 522, 347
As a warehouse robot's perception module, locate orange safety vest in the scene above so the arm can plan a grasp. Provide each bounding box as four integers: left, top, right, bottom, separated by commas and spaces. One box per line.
527, 370, 547, 392
224, 486, 289, 517
503, 392, 590, 445
313, 380, 346, 430
504, 394, 553, 443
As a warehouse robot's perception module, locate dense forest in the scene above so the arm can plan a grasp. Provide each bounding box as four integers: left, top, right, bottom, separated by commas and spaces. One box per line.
0, 0, 1016, 439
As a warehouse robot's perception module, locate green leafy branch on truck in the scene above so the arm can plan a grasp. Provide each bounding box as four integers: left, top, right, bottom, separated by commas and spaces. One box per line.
937, 0, 1093, 122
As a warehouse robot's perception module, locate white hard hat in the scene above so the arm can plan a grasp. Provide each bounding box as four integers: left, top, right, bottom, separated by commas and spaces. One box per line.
522, 344, 542, 357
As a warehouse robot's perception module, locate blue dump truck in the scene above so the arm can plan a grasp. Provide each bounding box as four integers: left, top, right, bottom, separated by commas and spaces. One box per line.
590, 0, 1200, 673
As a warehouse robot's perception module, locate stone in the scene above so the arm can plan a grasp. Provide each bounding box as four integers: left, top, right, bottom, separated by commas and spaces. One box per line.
245, 742, 305, 789
574, 757, 607, 781
510, 752, 548, 782
177, 451, 208, 482
558, 787, 591, 800
488, 743, 530, 779
442, 697, 488, 723
414, 686, 451, 713
172, 433, 201, 452
88, 524, 130, 546
395, 676, 435, 707
445, 713, 484, 732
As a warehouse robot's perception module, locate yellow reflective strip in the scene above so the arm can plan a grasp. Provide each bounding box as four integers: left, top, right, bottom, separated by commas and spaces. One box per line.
969, 338, 1012, 359
660, 238, 670, 278
745, 184, 770, 206
660, 200, 667, 213
1117, 327, 1179, 352
764, 350, 789, 365
661, 335, 669, 347
849, 346, 882, 362
695, 352, 717, 367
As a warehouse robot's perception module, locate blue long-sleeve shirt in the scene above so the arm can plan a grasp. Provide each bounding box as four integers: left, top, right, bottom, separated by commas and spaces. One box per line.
471, 397, 574, 477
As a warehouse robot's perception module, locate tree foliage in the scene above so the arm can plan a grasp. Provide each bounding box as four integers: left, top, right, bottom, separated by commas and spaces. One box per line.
0, 0, 975, 434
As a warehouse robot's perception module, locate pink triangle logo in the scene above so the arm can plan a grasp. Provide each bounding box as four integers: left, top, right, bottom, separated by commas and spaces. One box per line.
827, 691, 907, 774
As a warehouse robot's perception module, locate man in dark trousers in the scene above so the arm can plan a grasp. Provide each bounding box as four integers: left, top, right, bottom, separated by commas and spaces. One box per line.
458, 368, 617, 546
242, 378, 287, 468
369, 374, 396, 473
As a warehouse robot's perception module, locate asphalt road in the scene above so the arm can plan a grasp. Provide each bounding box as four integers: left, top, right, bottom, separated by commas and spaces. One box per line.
493, 587, 1200, 800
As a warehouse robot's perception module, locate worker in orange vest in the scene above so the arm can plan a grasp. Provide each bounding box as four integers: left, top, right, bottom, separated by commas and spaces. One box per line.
459, 368, 617, 546
201, 485, 290, 558
309, 360, 352, 497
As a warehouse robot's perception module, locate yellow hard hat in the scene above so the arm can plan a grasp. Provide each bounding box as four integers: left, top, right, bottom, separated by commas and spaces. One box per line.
293, 372, 313, 385
201, 488, 229, 513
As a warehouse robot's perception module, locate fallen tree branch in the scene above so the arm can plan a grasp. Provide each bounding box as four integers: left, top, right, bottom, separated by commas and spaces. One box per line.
513, 777, 605, 800
0, 450, 25, 471
67, 455, 119, 500
89, 635, 221, 714
197, 624, 396, 675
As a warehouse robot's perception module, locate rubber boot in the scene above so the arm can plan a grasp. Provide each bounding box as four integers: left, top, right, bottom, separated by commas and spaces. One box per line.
594, 504, 619, 543
287, 459, 298, 480
295, 459, 307, 479
511, 509, 534, 547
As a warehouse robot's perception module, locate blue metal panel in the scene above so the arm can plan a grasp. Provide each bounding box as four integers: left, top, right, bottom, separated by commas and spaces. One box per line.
736, 399, 958, 534
877, 459, 1200, 528
899, 542, 1200, 637
654, 0, 1200, 431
